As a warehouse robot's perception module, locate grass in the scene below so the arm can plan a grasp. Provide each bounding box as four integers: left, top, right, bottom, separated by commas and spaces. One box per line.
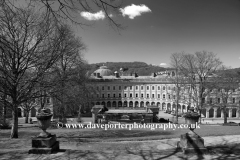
1, 124, 240, 142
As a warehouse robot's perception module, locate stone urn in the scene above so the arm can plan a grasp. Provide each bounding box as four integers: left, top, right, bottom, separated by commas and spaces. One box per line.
177, 108, 206, 154
36, 108, 52, 138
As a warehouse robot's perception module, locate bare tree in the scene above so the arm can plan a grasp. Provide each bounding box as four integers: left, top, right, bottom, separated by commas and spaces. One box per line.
180, 51, 222, 118
49, 24, 87, 122
21, 98, 38, 123
170, 52, 185, 124
206, 67, 240, 123
2, 0, 123, 30
0, 4, 66, 138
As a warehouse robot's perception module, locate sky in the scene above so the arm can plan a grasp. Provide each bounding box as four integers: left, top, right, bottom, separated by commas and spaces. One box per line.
73, 0, 240, 68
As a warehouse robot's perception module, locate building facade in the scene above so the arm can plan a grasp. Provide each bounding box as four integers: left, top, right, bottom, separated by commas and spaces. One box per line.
87, 66, 240, 119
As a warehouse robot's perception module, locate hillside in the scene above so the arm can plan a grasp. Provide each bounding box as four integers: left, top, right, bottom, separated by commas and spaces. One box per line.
87, 62, 171, 76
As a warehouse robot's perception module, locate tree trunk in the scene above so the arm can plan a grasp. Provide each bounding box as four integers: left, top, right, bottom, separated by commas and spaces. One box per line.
10, 106, 18, 138
2, 103, 6, 124
77, 105, 82, 123
25, 111, 29, 123
224, 107, 227, 124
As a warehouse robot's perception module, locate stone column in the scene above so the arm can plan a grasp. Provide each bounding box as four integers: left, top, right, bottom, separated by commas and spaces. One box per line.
229, 109, 232, 118
213, 108, 217, 118
221, 110, 224, 118
206, 110, 209, 118
21, 109, 24, 117
236, 110, 240, 118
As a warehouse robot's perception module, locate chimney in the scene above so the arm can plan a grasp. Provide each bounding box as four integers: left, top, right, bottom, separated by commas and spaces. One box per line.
114, 71, 120, 78
152, 72, 157, 77
134, 72, 138, 78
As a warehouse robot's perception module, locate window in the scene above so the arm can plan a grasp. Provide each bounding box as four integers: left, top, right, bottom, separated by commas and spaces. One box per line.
163, 94, 165, 99
102, 94, 104, 98
141, 94, 144, 98
152, 86, 154, 90
113, 94, 115, 98
113, 86, 115, 90
168, 94, 170, 99
130, 93, 132, 97
168, 86, 171, 90
136, 86, 138, 90
119, 86, 121, 90
147, 86, 149, 90
152, 94, 154, 98
141, 86, 144, 90
130, 86, 132, 90
163, 86, 165, 90
108, 94, 110, 98
173, 95, 176, 99
102, 86, 104, 90
202, 98, 205, 103
158, 86, 160, 90
136, 93, 138, 97
46, 97, 50, 104
233, 98, 235, 103
97, 94, 99, 98
218, 98, 220, 103
173, 87, 175, 91
119, 93, 121, 97
147, 94, 149, 98
210, 98, 212, 104
124, 93, 127, 97
124, 86, 127, 90
158, 94, 160, 98
108, 86, 110, 90
97, 86, 99, 90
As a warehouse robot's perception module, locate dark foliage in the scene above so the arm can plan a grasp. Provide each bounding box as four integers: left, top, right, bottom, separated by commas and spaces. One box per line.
87, 62, 169, 76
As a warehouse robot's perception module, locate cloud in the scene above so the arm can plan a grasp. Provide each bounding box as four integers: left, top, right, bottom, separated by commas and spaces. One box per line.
80, 10, 105, 21
119, 4, 151, 19
160, 63, 167, 66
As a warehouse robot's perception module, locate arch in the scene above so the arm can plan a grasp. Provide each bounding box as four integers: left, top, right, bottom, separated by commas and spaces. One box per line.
162, 102, 166, 111
118, 101, 122, 107
167, 103, 171, 111
201, 108, 206, 117
129, 101, 133, 107
226, 108, 229, 117
232, 108, 237, 117
182, 105, 186, 113
96, 102, 100, 105
157, 102, 161, 109
177, 104, 181, 112
209, 108, 214, 118
107, 101, 111, 108
172, 103, 176, 111
124, 101, 128, 107
217, 107, 221, 117
112, 101, 116, 107
101, 101, 106, 107
18, 108, 22, 117
151, 102, 155, 106
31, 107, 36, 117
140, 101, 144, 107
135, 101, 139, 107
146, 101, 149, 106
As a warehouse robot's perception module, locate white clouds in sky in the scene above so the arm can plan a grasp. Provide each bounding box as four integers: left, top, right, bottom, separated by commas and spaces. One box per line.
160, 63, 167, 66
80, 10, 105, 21
119, 4, 151, 19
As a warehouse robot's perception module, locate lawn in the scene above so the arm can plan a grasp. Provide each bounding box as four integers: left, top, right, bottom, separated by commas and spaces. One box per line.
1, 124, 240, 142
1, 125, 240, 160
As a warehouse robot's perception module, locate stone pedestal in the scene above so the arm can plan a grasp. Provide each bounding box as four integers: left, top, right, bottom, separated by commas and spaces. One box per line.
177, 131, 207, 154
29, 134, 59, 154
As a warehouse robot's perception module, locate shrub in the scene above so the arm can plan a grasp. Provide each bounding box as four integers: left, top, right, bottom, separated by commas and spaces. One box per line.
182, 112, 200, 118
0, 119, 11, 129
